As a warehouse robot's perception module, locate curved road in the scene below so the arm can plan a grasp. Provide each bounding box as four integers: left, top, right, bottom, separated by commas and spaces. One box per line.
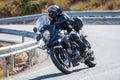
3, 25, 120, 80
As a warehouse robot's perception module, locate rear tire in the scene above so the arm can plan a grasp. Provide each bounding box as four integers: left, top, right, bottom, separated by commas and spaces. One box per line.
84, 53, 96, 67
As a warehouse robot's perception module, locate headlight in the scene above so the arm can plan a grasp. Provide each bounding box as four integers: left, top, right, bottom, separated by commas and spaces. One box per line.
58, 39, 62, 42
45, 49, 48, 53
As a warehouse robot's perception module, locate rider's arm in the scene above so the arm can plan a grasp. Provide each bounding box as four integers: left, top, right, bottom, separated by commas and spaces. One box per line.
54, 15, 73, 33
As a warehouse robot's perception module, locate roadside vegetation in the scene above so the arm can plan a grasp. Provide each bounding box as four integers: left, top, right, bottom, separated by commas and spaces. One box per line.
0, 0, 120, 18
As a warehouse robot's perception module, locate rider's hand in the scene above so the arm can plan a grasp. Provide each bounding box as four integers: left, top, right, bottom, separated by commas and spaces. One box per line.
36, 34, 42, 41
33, 27, 37, 33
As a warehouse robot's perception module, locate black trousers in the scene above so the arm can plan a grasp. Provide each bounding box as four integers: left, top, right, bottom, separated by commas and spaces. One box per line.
69, 32, 86, 53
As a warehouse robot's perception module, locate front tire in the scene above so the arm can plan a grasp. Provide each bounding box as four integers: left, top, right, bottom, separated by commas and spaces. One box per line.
50, 48, 73, 74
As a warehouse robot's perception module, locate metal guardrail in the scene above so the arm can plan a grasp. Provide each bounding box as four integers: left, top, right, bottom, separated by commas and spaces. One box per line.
0, 10, 120, 24
0, 40, 37, 57
0, 28, 35, 42
0, 28, 41, 77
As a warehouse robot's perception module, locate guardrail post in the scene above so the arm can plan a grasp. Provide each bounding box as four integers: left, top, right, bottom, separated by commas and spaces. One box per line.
2, 57, 9, 77
23, 20, 26, 24
28, 50, 33, 66
22, 32, 27, 42
10, 55, 14, 71
103, 16, 106, 24
22, 32, 25, 42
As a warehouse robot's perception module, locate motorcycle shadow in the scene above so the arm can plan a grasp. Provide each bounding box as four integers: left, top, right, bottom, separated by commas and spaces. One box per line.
30, 67, 89, 80
30, 73, 63, 80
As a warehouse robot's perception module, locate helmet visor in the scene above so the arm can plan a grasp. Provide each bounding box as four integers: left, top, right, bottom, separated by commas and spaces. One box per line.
48, 11, 57, 19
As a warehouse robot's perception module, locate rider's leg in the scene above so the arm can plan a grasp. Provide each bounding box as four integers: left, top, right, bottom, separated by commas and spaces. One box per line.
69, 31, 86, 55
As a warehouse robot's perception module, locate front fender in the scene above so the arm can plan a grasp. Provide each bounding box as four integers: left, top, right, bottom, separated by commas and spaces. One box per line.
49, 44, 63, 56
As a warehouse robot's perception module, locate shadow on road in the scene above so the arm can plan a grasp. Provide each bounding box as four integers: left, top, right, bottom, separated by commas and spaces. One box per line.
30, 72, 64, 80
30, 67, 89, 80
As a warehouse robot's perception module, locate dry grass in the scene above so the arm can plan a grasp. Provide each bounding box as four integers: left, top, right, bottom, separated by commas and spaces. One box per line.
0, 58, 4, 79
70, 0, 120, 11
0, 70, 4, 79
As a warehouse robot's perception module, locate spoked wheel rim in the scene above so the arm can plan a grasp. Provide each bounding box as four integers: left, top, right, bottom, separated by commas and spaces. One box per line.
54, 51, 73, 72
88, 53, 96, 64
84, 52, 96, 68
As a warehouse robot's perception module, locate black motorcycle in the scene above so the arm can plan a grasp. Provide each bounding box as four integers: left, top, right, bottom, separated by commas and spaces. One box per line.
33, 15, 96, 74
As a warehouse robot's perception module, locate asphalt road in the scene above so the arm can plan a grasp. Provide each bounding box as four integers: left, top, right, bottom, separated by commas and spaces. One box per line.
2, 25, 120, 80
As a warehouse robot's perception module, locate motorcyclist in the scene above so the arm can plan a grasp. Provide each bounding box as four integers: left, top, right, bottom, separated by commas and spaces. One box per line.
47, 5, 87, 56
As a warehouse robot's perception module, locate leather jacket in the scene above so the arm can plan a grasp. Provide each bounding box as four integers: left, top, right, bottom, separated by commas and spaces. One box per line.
50, 13, 73, 33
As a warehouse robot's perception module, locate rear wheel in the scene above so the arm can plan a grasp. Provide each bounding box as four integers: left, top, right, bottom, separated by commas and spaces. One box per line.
50, 48, 73, 74
84, 52, 96, 67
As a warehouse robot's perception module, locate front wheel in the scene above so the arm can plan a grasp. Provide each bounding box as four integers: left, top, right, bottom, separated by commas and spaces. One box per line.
50, 48, 73, 74
84, 52, 96, 67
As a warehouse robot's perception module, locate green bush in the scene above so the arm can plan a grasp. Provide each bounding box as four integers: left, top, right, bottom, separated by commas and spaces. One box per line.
22, 0, 47, 15
91, 0, 101, 7
53, 0, 70, 10
106, 1, 114, 10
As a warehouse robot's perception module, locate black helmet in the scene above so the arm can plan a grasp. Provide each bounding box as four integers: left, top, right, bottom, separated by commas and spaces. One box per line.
47, 5, 62, 20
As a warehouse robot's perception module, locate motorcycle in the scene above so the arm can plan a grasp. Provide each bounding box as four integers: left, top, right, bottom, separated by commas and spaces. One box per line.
33, 15, 96, 74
